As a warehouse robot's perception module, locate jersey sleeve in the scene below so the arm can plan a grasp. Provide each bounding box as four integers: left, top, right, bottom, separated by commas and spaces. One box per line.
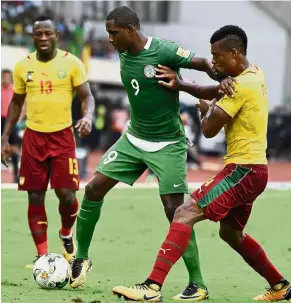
71, 57, 88, 87
216, 83, 247, 118
13, 62, 26, 94
162, 41, 195, 69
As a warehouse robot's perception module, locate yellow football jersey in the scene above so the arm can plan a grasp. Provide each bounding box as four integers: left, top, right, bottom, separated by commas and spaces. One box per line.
13, 49, 88, 132
216, 65, 268, 165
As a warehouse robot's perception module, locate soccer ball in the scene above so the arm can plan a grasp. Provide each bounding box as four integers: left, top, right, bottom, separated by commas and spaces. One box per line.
33, 253, 70, 289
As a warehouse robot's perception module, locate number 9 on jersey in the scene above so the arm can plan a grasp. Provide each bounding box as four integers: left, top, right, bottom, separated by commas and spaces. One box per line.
131, 79, 139, 96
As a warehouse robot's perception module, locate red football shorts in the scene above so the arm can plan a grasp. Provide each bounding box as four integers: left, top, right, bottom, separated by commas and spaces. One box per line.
191, 164, 268, 230
18, 127, 79, 191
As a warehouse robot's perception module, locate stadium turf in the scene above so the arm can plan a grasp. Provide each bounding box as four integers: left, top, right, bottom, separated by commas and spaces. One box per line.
2, 188, 291, 303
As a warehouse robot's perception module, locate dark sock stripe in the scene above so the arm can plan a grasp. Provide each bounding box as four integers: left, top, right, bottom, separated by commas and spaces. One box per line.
157, 256, 173, 266
165, 241, 185, 253
32, 230, 47, 235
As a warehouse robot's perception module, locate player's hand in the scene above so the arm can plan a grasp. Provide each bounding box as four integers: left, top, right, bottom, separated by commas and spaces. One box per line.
155, 65, 180, 90
75, 117, 92, 138
217, 77, 237, 97
196, 99, 212, 119
1, 136, 11, 167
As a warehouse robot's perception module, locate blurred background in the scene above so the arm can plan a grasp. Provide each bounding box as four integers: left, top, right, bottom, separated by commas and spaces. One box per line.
2, 0, 291, 183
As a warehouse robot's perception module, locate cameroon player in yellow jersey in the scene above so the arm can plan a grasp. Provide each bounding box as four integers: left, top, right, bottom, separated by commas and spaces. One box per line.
112, 25, 290, 302
1, 15, 95, 268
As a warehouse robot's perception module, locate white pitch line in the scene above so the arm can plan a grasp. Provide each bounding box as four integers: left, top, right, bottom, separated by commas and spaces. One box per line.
1, 182, 291, 190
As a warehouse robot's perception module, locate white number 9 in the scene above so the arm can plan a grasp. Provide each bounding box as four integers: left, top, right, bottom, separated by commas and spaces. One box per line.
104, 151, 118, 165
131, 79, 139, 96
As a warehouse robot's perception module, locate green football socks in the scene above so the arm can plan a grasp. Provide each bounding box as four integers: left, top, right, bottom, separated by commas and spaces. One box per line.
75, 197, 103, 259
75, 197, 206, 289
182, 230, 207, 289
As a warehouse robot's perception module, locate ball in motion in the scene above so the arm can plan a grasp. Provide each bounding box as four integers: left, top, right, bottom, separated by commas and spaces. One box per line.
33, 253, 70, 289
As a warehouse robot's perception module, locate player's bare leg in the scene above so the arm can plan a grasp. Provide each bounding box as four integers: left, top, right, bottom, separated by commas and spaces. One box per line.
160, 194, 208, 301
70, 172, 118, 288
55, 188, 78, 264
10, 144, 20, 183
219, 221, 290, 301
112, 198, 206, 301
25, 191, 48, 269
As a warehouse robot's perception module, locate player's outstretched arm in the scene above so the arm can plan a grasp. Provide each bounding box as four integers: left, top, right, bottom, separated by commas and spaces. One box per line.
156, 65, 219, 99
188, 58, 237, 95
178, 80, 220, 100
156, 65, 236, 99
189, 57, 218, 81
1, 93, 26, 166
74, 82, 95, 138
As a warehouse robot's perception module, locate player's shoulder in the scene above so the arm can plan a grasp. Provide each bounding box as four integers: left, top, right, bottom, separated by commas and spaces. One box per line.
155, 38, 192, 59
236, 65, 265, 91
155, 37, 178, 49
151, 37, 183, 58
237, 65, 265, 82
15, 51, 37, 69
57, 49, 83, 65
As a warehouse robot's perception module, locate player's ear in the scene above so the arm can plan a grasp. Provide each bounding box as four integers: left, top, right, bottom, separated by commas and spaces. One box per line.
55, 30, 60, 40
127, 24, 135, 35
231, 48, 238, 58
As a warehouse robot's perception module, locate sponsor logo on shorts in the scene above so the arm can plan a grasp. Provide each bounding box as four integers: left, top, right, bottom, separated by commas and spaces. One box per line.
19, 176, 25, 185
144, 65, 156, 78
173, 183, 183, 188
73, 177, 79, 186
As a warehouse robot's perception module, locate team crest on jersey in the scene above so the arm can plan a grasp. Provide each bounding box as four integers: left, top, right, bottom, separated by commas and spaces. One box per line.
57, 70, 66, 79
26, 71, 34, 82
144, 65, 156, 78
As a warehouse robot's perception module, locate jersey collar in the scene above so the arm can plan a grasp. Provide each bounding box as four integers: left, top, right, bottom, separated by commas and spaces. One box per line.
33, 49, 60, 62
144, 37, 153, 50
240, 64, 258, 76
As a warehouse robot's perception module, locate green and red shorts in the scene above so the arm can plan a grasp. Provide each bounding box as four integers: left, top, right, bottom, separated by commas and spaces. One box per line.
191, 164, 268, 230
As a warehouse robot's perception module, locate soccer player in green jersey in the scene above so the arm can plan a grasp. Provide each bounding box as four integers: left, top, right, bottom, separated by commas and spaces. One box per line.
70, 6, 234, 300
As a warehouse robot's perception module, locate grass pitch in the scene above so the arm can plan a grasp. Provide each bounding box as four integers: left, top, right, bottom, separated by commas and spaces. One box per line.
1, 188, 291, 303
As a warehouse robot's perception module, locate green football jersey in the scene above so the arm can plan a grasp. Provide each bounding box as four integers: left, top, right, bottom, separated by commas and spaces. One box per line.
119, 37, 195, 141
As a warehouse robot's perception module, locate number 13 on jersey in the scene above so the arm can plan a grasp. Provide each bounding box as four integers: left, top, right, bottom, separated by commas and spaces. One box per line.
131, 79, 139, 96
40, 80, 53, 94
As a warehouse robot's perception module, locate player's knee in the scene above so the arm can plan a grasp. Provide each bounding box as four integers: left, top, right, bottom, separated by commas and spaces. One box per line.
85, 182, 104, 202
219, 227, 243, 249
55, 189, 75, 205
173, 204, 186, 221
173, 198, 202, 226
219, 228, 230, 243
161, 194, 184, 223
173, 203, 193, 225
28, 191, 46, 205
164, 205, 178, 222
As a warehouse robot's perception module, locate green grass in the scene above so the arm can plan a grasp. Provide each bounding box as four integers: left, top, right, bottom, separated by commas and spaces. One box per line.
1, 188, 291, 303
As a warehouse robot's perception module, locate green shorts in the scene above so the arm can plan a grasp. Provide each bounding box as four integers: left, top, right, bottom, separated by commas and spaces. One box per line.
96, 134, 189, 195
